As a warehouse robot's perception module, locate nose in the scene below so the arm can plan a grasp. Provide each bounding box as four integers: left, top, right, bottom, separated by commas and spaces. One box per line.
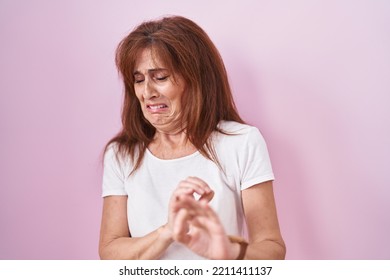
143, 80, 159, 100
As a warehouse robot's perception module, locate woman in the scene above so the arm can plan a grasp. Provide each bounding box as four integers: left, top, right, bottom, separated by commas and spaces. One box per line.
99, 15, 286, 260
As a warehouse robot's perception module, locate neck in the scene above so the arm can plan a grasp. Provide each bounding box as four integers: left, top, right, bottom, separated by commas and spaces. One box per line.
155, 129, 187, 144
149, 131, 196, 159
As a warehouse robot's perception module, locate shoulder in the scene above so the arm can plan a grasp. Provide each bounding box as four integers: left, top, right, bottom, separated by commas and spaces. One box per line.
217, 120, 253, 134
103, 143, 118, 165
214, 121, 270, 159
103, 142, 134, 175
212, 121, 274, 184
216, 121, 264, 143
104, 142, 124, 163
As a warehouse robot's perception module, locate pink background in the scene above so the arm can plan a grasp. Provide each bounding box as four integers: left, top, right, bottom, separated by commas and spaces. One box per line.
1, 0, 389, 259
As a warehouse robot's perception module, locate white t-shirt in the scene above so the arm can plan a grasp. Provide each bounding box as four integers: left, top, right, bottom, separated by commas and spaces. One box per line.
102, 121, 274, 259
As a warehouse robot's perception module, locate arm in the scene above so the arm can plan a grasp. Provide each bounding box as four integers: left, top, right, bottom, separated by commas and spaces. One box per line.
99, 196, 173, 260
242, 180, 286, 259
172, 196, 241, 259
171, 180, 286, 260
99, 177, 213, 260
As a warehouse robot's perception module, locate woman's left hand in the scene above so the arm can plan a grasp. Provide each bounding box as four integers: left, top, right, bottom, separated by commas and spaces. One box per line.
171, 195, 239, 259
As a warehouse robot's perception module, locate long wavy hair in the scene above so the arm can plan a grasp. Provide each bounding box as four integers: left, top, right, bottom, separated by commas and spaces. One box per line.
106, 15, 244, 174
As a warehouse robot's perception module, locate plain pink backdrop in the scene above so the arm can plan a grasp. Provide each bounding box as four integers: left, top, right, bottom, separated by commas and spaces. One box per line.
1, 0, 389, 259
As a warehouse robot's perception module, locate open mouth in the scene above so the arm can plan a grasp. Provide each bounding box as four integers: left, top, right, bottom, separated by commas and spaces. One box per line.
147, 104, 168, 110
146, 103, 169, 113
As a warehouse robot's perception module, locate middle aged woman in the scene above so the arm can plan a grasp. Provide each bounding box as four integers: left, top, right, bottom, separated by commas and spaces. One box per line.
99, 15, 286, 260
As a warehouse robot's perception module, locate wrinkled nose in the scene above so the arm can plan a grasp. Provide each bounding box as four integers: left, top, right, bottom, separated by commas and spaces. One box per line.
143, 81, 159, 99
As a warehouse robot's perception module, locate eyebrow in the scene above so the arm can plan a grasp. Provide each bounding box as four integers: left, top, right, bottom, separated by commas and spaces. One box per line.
133, 68, 168, 75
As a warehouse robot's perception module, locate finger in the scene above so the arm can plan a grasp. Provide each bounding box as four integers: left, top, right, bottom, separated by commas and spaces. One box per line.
173, 195, 209, 217
198, 199, 221, 223
181, 177, 214, 202
185, 198, 221, 224
199, 190, 214, 202
171, 195, 197, 213
177, 180, 208, 196
184, 177, 213, 193
175, 197, 226, 237
172, 208, 192, 244
169, 186, 199, 207
185, 177, 212, 193
190, 201, 227, 236
172, 185, 200, 196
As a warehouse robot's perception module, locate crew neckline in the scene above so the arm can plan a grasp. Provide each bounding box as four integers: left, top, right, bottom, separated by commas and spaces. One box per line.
146, 148, 200, 162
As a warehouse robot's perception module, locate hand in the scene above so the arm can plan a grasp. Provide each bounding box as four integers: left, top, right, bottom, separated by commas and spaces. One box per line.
166, 177, 214, 237
170, 194, 240, 260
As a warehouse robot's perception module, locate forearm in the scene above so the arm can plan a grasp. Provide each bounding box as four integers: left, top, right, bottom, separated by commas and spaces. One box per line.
244, 239, 286, 260
99, 225, 173, 260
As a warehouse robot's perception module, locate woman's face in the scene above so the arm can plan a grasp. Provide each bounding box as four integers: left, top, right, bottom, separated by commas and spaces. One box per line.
133, 48, 186, 133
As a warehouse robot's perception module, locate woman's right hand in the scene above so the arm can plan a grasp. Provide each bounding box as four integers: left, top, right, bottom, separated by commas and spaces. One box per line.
166, 177, 214, 235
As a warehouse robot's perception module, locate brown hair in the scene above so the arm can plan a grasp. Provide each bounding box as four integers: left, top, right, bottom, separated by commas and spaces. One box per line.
106, 15, 244, 173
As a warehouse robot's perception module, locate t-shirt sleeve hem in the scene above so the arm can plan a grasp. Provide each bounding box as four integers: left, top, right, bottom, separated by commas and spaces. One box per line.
241, 173, 275, 190
102, 190, 128, 198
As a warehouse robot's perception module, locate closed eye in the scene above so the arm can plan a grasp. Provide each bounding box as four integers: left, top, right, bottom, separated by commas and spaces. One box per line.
156, 76, 169, 81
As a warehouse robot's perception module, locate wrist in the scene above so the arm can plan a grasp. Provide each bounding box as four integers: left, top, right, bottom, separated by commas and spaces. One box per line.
227, 235, 248, 260
158, 224, 174, 244
227, 241, 241, 260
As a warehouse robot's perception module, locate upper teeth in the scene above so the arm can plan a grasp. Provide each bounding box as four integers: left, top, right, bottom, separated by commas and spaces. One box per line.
149, 105, 166, 109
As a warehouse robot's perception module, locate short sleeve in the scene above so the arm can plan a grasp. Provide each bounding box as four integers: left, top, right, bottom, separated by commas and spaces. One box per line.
240, 127, 275, 190
102, 145, 127, 197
